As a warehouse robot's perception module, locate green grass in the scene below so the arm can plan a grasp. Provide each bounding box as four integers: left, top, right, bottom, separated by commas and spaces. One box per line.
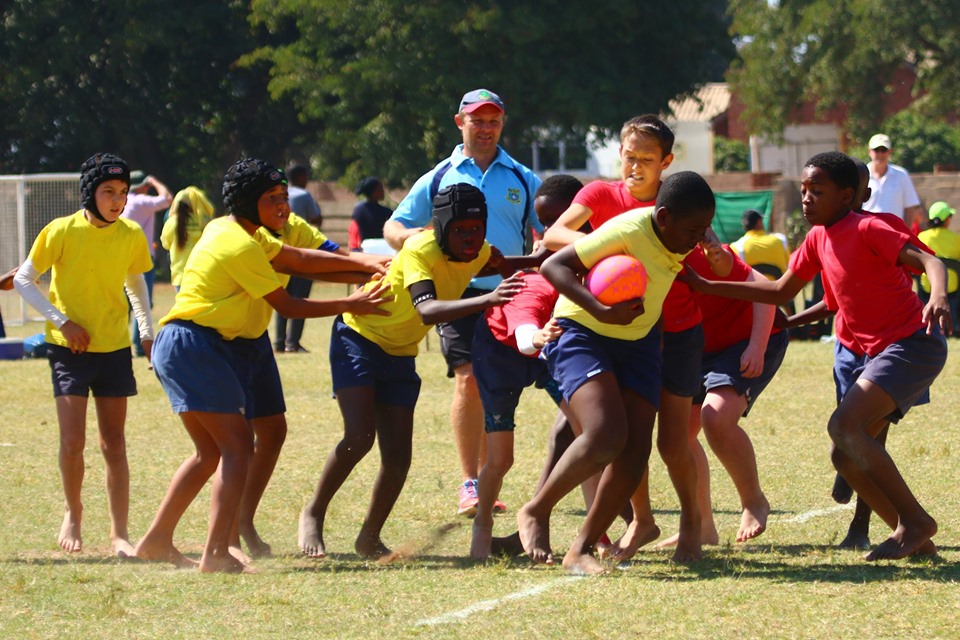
2, 283, 960, 639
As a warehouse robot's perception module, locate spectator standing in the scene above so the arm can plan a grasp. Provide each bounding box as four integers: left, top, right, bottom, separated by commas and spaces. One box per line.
863, 133, 923, 229
349, 177, 393, 251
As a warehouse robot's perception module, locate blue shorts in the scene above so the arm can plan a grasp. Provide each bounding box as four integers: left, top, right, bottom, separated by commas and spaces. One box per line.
661, 325, 705, 397
152, 321, 285, 417
695, 330, 788, 417
542, 319, 662, 408
834, 328, 944, 422
47, 344, 137, 398
473, 317, 561, 433
329, 317, 421, 408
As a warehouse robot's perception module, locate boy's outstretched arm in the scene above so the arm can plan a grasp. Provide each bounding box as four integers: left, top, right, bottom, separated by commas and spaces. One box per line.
411, 274, 526, 325
779, 299, 834, 330
540, 244, 644, 326
272, 245, 390, 278
901, 245, 952, 335
680, 263, 806, 307
265, 278, 393, 319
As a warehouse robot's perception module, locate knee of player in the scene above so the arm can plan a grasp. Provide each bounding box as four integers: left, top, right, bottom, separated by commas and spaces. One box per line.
582, 427, 627, 464
98, 433, 127, 461
338, 430, 376, 458
826, 412, 857, 449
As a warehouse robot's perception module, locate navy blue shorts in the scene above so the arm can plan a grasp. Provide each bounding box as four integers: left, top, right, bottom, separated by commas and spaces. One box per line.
47, 344, 137, 398
152, 321, 285, 418
661, 325, 705, 397
542, 318, 662, 408
473, 317, 560, 433
329, 317, 421, 408
437, 287, 489, 377
695, 330, 788, 417
834, 328, 944, 422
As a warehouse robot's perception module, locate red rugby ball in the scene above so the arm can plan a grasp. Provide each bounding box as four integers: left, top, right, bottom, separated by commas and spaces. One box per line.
584, 254, 648, 305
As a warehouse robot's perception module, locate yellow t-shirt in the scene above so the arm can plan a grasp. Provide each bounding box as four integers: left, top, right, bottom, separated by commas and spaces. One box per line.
160, 187, 214, 287
343, 230, 491, 356
918, 227, 960, 293
253, 212, 329, 288
28, 210, 153, 352
553, 207, 687, 341
732, 229, 790, 275
161, 217, 284, 339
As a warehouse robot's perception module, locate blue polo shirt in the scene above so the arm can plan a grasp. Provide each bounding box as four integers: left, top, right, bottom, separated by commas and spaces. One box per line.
390, 145, 543, 290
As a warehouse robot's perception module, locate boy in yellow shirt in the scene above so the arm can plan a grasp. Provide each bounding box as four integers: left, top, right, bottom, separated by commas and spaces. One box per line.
298, 183, 528, 559
135, 158, 390, 573
14, 153, 153, 556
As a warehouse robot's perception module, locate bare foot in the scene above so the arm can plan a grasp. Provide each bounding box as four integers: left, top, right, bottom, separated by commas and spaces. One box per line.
671, 520, 703, 563
656, 523, 719, 550
517, 505, 554, 565
240, 524, 273, 558
58, 510, 82, 553
355, 530, 391, 559
838, 529, 871, 550
608, 520, 660, 560
595, 533, 614, 559
134, 538, 198, 569
736, 496, 770, 542
470, 522, 493, 561
298, 510, 326, 558
866, 520, 937, 561
562, 549, 607, 576
199, 552, 255, 574
490, 531, 525, 557
112, 537, 137, 558
229, 544, 253, 565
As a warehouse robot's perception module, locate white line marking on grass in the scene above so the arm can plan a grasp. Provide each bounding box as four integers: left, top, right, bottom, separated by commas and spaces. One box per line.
416, 576, 581, 626
780, 503, 853, 524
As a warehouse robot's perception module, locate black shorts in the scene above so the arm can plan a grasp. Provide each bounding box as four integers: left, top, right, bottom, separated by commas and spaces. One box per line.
436, 287, 489, 378
48, 344, 137, 398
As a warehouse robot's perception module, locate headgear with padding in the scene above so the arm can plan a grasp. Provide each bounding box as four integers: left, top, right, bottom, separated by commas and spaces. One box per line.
79, 153, 130, 223
221, 158, 287, 225
432, 183, 487, 258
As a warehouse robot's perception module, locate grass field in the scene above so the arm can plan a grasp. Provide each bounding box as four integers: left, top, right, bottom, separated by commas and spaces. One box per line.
2, 283, 959, 639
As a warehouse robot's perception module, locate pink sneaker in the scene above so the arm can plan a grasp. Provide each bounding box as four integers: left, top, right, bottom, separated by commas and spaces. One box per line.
458, 479, 479, 517
492, 499, 508, 514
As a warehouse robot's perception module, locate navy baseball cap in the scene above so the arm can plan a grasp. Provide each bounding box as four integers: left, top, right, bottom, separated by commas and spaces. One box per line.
458, 89, 505, 114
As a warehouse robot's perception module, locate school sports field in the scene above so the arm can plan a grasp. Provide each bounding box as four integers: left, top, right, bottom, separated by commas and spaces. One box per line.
1, 283, 958, 639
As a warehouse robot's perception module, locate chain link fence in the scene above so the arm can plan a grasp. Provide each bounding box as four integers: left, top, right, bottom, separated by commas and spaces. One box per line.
0, 174, 80, 325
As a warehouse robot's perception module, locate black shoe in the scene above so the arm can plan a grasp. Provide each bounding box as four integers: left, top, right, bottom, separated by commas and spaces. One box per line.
274, 345, 286, 353
285, 345, 309, 353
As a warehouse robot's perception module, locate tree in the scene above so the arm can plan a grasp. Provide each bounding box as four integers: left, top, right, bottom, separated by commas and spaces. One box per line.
0, 0, 308, 192
729, 0, 960, 143
246, 0, 735, 186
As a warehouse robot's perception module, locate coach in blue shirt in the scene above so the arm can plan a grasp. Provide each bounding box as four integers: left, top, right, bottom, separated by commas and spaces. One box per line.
383, 88, 542, 517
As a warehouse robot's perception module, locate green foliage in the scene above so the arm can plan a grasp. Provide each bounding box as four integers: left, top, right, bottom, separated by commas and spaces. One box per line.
0, 0, 309, 191
846, 108, 960, 173
729, 0, 960, 141
714, 136, 750, 172
246, 0, 735, 186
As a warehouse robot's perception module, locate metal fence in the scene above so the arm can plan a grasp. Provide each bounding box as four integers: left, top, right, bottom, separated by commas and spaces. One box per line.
0, 173, 80, 325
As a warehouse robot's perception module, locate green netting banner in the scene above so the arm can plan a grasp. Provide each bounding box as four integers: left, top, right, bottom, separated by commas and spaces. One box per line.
712, 191, 774, 244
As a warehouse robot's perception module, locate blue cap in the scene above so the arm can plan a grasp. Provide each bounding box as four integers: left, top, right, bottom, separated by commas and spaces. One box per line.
458, 89, 505, 114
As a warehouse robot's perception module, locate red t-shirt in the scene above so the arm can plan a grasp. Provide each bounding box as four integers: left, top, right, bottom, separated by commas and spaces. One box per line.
831, 211, 932, 354
688, 246, 782, 352
573, 180, 655, 227
485, 271, 558, 357
790, 211, 925, 357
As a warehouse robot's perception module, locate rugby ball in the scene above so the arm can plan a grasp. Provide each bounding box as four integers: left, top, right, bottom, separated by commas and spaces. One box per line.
584, 255, 648, 305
